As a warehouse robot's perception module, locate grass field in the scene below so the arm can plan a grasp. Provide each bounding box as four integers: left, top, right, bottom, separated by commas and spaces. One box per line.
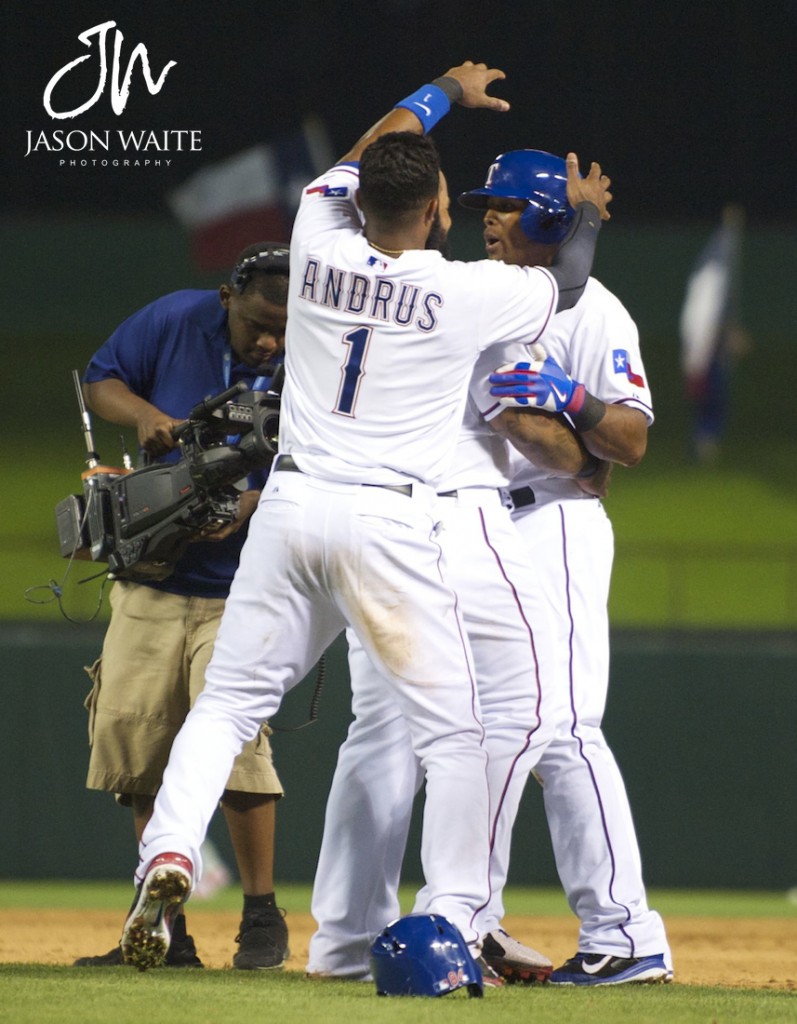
1, 883, 796, 1024
6, 434, 797, 629
3, 967, 796, 1024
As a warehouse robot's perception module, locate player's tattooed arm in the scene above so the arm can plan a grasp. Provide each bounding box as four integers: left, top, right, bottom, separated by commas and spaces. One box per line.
340, 61, 509, 163
489, 407, 600, 479
579, 404, 648, 466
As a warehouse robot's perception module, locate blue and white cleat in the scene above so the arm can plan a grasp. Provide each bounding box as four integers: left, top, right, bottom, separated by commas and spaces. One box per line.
549, 952, 669, 986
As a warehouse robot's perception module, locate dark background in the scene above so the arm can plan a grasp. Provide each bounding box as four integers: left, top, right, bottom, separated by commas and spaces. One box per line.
2, 0, 794, 223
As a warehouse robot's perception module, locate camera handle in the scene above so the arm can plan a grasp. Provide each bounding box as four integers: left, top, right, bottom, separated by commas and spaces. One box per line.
172, 381, 249, 442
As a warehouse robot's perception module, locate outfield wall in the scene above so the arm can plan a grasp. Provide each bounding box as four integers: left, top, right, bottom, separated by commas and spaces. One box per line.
3, 623, 795, 890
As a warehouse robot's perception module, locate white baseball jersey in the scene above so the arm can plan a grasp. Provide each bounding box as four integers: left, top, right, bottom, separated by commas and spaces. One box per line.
282, 163, 558, 488
475, 276, 654, 505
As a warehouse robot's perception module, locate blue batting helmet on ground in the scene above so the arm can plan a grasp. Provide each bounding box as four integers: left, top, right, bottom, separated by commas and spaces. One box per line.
458, 149, 573, 244
369, 914, 483, 998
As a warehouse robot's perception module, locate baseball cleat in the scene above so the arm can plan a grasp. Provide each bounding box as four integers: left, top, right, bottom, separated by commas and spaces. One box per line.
549, 951, 669, 986
481, 928, 553, 984
232, 908, 290, 970
121, 853, 193, 972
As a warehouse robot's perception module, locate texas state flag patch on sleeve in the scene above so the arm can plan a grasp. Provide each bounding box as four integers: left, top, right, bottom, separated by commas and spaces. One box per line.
613, 349, 645, 387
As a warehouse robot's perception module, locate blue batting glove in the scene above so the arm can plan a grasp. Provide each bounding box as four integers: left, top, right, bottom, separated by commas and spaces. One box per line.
489, 356, 586, 414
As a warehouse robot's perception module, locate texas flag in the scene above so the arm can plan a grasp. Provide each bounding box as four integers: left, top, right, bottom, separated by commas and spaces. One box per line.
679, 205, 744, 393
168, 117, 332, 271
612, 349, 645, 387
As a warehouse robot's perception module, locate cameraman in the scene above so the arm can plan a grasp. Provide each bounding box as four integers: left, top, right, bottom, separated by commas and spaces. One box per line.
73, 243, 290, 971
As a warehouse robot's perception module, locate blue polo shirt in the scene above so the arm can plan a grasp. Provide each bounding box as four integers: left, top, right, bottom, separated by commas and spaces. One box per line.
83, 289, 272, 598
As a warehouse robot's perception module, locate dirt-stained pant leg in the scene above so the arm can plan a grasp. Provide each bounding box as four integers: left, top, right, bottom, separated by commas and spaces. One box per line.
139, 472, 493, 946
309, 492, 568, 975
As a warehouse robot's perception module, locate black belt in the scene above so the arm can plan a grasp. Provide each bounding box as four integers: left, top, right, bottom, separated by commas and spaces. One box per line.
274, 454, 413, 497
509, 486, 536, 510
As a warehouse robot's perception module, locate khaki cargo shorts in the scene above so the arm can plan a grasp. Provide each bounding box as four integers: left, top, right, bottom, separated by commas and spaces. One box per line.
83, 581, 282, 800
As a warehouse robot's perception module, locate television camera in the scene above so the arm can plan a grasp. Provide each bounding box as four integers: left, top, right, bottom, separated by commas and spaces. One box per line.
55, 370, 282, 582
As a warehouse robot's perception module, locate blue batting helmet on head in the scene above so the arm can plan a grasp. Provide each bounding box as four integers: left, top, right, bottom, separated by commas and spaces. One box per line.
458, 150, 573, 244
369, 914, 483, 998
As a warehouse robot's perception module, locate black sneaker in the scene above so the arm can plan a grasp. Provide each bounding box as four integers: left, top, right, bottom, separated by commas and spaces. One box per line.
549, 952, 668, 986
232, 909, 290, 970
164, 934, 204, 968
73, 945, 127, 967
73, 934, 203, 968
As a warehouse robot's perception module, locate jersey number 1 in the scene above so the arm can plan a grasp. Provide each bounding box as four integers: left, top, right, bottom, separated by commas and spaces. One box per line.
334, 326, 371, 416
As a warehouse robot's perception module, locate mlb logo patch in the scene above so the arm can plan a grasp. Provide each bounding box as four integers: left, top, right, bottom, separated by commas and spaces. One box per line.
306, 184, 349, 198
613, 349, 645, 387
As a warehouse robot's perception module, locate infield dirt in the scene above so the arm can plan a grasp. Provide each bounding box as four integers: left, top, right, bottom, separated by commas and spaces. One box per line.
1, 910, 794, 990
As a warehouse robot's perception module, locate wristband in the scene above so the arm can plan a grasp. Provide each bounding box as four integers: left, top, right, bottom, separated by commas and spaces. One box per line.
569, 391, 606, 433
394, 83, 453, 134
431, 76, 464, 103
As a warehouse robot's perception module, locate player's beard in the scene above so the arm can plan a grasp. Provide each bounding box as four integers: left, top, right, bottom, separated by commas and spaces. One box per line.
426, 212, 451, 259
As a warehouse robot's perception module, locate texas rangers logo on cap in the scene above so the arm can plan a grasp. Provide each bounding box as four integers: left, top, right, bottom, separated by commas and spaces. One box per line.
613, 349, 645, 387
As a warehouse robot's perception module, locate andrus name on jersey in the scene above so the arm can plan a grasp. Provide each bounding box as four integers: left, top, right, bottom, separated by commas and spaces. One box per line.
299, 258, 442, 332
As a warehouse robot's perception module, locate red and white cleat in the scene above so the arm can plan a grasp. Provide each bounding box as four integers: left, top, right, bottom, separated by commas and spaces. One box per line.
121, 853, 193, 972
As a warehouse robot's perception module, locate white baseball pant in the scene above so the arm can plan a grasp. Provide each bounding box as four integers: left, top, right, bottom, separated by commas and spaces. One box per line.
138, 469, 497, 946
511, 498, 671, 964
308, 488, 566, 975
